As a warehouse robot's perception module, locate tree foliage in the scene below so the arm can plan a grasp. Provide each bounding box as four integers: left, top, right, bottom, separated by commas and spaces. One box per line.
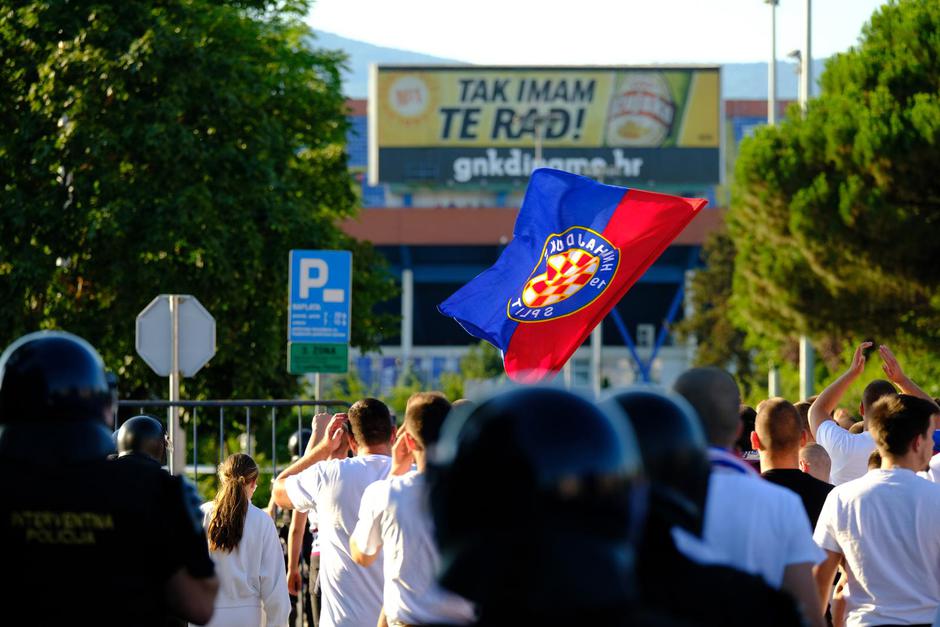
729, 0, 940, 365
674, 232, 758, 396
0, 0, 396, 400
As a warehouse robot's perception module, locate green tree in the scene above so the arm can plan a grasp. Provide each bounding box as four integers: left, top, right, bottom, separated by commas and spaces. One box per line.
0, 0, 396, 401
674, 232, 758, 396
438, 340, 506, 400
729, 0, 940, 387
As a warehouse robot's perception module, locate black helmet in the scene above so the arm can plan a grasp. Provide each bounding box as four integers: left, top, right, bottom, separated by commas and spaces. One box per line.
288, 428, 312, 459
603, 387, 709, 538
427, 386, 645, 617
116, 415, 166, 463
0, 331, 116, 462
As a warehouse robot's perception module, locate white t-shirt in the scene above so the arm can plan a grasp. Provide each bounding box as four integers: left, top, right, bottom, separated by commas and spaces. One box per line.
814, 468, 940, 627
199, 503, 290, 627
815, 421, 875, 485
351, 472, 476, 626
284, 454, 391, 627
700, 469, 824, 587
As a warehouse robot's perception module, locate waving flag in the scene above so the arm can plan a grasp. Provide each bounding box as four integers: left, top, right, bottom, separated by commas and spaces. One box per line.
438, 168, 706, 382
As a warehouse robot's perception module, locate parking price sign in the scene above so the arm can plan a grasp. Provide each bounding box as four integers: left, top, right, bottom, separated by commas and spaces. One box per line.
288, 250, 351, 374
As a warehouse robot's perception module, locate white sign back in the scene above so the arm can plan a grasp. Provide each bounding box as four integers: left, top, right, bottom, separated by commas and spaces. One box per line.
136, 294, 216, 376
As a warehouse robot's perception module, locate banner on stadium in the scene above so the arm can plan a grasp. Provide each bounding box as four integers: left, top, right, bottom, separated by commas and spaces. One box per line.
368, 65, 720, 185
438, 168, 706, 382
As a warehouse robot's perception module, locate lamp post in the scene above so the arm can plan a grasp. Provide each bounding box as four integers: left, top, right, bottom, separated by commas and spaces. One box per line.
798, 0, 814, 400
766, 0, 779, 125
765, 0, 781, 397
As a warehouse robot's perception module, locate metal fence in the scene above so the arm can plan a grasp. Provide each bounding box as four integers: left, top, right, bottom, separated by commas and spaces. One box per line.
116, 399, 351, 480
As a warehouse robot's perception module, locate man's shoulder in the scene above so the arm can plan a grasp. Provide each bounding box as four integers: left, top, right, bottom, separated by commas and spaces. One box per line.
817, 421, 873, 449
712, 470, 805, 509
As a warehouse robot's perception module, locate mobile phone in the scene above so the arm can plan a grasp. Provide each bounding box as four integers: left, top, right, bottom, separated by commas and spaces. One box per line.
863, 339, 875, 359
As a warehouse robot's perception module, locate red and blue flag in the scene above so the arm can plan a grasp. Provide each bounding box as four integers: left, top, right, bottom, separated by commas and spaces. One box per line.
438, 168, 706, 382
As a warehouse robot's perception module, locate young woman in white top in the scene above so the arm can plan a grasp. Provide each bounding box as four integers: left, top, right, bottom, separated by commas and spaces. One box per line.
197, 453, 290, 627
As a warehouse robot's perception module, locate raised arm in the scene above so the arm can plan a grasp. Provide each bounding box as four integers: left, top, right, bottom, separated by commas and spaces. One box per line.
880, 345, 940, 410
273, 413, 347, 509
809, 342, 871, 438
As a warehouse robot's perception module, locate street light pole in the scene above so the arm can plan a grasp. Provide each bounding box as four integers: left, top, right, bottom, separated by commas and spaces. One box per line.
766, 0, 779, 125
801, 0, 812, 112
798, 0, 815, 400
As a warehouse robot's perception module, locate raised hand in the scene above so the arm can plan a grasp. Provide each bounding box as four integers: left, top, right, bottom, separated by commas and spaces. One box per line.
325, 413, 348, 453
878, 344, 907, 385
310, 412, 332, 447
848, 342, 873, 378
390, 430, 414, 476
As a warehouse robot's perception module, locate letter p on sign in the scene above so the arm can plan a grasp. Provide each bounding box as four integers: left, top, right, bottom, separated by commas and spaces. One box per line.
300, 259, 328, 298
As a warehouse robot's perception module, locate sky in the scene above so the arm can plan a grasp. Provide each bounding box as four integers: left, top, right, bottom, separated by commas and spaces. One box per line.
306, 0, 888, 65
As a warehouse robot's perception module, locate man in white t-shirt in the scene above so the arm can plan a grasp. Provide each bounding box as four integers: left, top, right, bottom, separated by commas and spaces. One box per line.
809, 343, 932, 485
273, 399, 395, 627
813, 394, 940, 627
674, 367, 825, 627
351, 392, 475, 627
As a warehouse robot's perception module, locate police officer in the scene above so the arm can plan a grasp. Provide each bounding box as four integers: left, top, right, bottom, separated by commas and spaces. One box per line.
115, 414, 168, 465
605, 388, 804, 627
0, 331, 219, 625
427, 386, 663, 626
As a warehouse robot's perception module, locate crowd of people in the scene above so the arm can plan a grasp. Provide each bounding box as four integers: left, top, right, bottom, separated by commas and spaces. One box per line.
2, 330, 939, 627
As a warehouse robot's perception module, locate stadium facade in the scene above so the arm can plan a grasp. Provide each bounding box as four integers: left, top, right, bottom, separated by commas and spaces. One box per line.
337, 65, 790, 393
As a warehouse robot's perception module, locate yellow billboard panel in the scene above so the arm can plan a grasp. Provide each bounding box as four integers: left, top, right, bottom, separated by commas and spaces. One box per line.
373, 66, 720, 149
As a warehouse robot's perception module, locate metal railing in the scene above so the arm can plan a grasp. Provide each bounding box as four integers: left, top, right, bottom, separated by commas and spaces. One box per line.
117, 399, 351, 480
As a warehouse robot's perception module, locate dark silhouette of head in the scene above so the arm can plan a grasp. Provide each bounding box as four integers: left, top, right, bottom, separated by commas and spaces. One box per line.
674, 367, 741, 448
428, 386, 645, 621
604, 387, 709, 539
0, 331, 116, 463
116, 415, 166, 464
861, 379, 898, 416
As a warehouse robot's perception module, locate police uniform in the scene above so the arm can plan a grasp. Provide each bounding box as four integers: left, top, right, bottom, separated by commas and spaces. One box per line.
0, 331, 215, 626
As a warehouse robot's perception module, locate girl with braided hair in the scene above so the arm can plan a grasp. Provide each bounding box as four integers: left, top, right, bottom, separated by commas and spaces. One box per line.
198, 453, 290, 627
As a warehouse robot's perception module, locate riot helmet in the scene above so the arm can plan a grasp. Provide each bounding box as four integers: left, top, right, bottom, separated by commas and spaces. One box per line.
0, 331, 116, 462
427, 386, 646, 618
603, 387, 710, 538
116, 415, 167, 464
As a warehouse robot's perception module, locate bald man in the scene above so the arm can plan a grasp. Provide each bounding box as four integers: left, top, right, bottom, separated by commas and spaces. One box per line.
675, 369, 825, 627
799, 444, 832, 484
753, 398, 834, 528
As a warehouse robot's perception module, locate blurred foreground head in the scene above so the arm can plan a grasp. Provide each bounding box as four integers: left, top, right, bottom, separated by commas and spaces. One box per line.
0, 331, 116, 463
603, 387, 709, 540
674, 367, 741, 448
427, 386, 645, 620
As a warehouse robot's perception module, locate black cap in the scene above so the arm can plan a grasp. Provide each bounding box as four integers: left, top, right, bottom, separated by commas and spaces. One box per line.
428, 386, 645, 614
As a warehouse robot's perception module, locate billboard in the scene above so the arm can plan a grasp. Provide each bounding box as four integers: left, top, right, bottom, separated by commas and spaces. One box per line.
368, 65, 720, 186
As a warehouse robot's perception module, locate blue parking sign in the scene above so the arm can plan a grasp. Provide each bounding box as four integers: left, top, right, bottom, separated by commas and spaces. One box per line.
288, 250, 352, 344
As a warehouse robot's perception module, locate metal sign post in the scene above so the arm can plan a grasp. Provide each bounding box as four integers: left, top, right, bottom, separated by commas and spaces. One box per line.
136, 294, 216, 475
169, 295, 181, 475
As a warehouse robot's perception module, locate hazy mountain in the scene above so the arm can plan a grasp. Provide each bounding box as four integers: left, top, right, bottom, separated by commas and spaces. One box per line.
311, 30, 829, 101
